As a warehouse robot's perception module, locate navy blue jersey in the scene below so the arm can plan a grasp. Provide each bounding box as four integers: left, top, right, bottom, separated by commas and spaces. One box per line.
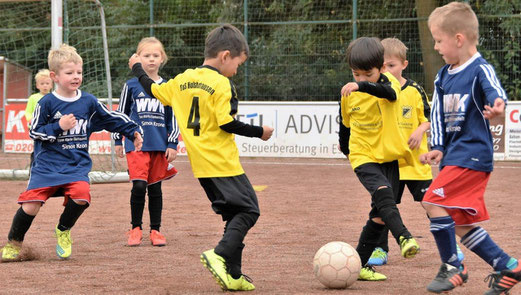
29, 90, 142, 190
430, 53, 507, 172
112, 77, 179, 153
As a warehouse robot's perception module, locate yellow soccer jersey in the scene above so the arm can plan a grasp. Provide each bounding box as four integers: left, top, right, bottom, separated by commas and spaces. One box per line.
340, 72, 408, 170
151, 65, 244, 178
398, 79, 433, 180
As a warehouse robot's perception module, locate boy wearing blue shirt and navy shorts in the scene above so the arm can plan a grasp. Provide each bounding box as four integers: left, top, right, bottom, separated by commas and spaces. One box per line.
1, 44, 143, 262
421, 2, 520, 294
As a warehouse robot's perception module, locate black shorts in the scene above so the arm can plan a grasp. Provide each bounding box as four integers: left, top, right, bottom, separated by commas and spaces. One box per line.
396, 179, 432, 204
198, 174, 260, 221
354, 161, 400, 219
354, 161, 400, 198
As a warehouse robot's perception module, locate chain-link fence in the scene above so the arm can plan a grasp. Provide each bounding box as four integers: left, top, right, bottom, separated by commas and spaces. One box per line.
1, 0, 520, 102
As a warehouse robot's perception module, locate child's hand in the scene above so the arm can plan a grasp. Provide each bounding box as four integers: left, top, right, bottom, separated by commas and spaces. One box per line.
128, 53, 141, 70
408, 129, 423, 150
59, 114, 77, 131
261, 125, 274, 141
341, 82, 359, 97
115, 145, 125, 158
165, 148, 177, 163
420, 150, 443, 165
133, 132, 143, 151
483, 98, 505, 120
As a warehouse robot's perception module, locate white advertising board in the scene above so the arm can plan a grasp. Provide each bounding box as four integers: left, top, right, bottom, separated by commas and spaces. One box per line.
235, 102, 344, 158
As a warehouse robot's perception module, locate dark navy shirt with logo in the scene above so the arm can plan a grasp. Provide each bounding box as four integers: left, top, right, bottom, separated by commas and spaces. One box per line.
112, 77, 179, 153
430, 53, 507, 172
29, 90, 142, 190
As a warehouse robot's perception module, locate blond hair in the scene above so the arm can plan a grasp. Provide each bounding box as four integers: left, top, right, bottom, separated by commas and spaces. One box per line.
137, 37, 168, 66
34, 69, 51, 82
381, 38, 408, 62
48, 44, 83, 72
428, 2, 479, 45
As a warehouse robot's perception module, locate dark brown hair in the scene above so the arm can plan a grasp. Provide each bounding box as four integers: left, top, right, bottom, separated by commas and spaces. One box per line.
204, 24, 249, 58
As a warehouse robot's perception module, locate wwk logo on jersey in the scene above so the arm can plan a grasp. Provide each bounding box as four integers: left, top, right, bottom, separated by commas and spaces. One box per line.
443, 94, 468, 113
62, 119, 87, 135
136, 98, 164, 113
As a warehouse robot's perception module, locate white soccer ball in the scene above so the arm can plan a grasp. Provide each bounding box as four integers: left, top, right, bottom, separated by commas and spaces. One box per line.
313, 241, 361, 289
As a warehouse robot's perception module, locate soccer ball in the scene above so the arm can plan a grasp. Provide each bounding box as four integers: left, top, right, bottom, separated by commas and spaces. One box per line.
313, 241, 361, 289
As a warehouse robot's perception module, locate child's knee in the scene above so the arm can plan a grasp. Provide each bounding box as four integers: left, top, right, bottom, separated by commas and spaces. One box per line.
21, 202, 41, 216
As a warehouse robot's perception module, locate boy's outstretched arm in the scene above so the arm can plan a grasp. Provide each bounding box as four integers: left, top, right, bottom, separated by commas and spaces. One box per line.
483, 98, 505, 120
341, 74, 397, 101
220, 120, 273, 141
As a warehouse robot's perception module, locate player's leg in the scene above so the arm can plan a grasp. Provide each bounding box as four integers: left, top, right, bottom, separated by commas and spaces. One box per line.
374, 161, 419, 258
125, 151, 152, 246
127, 180, 147, 246
55, 181, 90, 259
2, 202, 41, 261
199, 175, 259, 291
148, 181, 166, 246
2, 186, 55, 261
457, 225, 520, 295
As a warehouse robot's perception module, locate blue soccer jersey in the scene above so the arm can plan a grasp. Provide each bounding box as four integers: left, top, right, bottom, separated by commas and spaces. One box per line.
112, 77, 179, 153
29, 90, 142, 189
430, 53, 507, 172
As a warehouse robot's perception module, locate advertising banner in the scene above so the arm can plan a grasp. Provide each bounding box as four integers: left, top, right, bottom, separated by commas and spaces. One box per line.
4, 101, 519, 160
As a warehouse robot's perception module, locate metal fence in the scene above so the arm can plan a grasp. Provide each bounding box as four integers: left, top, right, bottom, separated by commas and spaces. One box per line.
1, 0, 520, 102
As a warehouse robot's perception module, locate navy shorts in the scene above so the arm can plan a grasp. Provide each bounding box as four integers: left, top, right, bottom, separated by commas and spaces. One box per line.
198, 174, 260, 221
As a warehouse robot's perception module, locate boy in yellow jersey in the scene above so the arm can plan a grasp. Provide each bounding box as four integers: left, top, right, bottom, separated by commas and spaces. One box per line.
365, 37, 433, 267
129, 24, 274, 291
338, 37, 419, 282
25, 69, 53, 169
366, 37, 465, 269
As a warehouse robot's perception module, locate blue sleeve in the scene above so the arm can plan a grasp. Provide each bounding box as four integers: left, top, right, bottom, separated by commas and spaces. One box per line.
429, 74, 445, 154
165, 106, 179, 150
29, 101, 63, 142
111, 83, 133, 145
92, 101, 143, 140
477, 64, 508, 105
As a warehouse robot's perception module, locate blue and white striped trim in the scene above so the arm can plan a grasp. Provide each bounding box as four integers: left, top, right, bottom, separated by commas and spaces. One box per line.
461, 227, 487, 250
480, 64, 507, 99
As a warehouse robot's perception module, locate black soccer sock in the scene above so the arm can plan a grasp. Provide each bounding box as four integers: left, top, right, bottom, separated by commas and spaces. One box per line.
215, 212, 259, 274
58, 200, 89, 231
148, 182, 162, 232
373, 187, 410, 242
356, 219, 386, 266
8, 207, 36, 242
376, 227, 390, 253
130, 180, 147, 229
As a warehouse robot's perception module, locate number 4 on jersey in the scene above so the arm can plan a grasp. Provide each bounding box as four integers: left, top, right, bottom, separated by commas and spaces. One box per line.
187, 96, 200, 136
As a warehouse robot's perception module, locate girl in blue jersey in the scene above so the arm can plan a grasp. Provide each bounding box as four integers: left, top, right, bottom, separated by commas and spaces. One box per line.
113, 37, 179, 247
1, 44, 143, 262
420, 3, 520, 294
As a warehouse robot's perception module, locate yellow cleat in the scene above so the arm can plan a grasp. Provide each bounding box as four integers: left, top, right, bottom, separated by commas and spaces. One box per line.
400, 236, 420, 258
358, 266, 387, 281
1, 242, 21, 261
200, 249, 228, 290
55, 226, 72, 259
227, 274, 256, 291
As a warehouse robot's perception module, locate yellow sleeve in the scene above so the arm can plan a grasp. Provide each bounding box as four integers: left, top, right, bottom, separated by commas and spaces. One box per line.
214, 80, 236, 126
25, 94, 38, 123
340, 95, 350, 128
151, 79, 176, 107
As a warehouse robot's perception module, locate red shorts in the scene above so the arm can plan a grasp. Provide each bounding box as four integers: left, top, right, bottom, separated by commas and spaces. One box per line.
18, 181, 91, 206
126, 151, 178, 184
423, 166, 490, 226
